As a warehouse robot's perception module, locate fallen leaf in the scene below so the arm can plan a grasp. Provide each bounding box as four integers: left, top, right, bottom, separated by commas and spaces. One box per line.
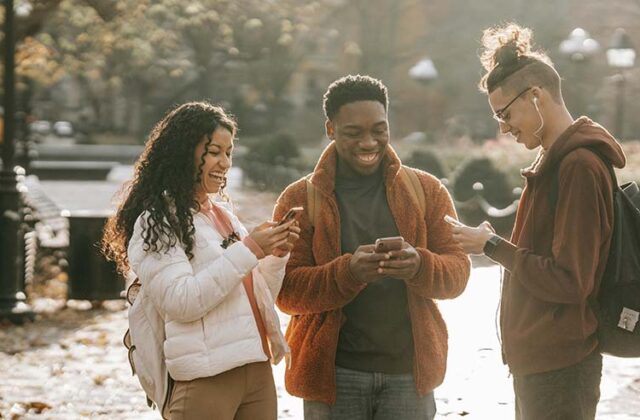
93, 375, 108, 386
26, 402, 51, 414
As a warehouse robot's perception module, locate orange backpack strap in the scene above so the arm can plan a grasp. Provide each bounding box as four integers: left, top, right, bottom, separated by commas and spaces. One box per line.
400, 166, 426, 219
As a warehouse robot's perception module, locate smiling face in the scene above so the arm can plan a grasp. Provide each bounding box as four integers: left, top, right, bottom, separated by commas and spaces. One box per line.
193, 127, 234, 200
326, 100, 389, 176
488, 86, 543, 150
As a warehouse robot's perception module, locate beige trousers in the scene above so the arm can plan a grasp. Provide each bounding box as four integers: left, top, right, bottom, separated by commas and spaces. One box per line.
169, 361, 277, 420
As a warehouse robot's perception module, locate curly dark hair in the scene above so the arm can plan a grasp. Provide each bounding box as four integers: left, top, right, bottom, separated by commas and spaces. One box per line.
478, 23, 561, 101
102, 101, 237, 274
323, 74, 388, 121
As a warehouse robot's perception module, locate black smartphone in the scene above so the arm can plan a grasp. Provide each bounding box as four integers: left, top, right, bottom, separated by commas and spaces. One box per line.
277, 207, 304, 226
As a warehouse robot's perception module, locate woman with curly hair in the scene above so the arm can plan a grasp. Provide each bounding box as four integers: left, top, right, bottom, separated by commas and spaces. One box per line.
102, 101, 299, 419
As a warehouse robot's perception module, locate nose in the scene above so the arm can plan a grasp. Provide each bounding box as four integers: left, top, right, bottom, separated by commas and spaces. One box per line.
219, 153, 232, 169
359, 133, 377, 150
498, 121, 511, 134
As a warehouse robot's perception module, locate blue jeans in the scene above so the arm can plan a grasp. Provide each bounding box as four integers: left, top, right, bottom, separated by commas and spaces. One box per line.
304, 366, 437, 420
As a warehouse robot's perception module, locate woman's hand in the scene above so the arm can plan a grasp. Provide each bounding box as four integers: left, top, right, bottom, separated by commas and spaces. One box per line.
249, 220, 297, 256
272, 222, 300, 257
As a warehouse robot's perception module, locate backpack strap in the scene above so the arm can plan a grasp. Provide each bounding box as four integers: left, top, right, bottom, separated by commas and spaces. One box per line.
400, 166, 426, 220
305, 175, 321, 228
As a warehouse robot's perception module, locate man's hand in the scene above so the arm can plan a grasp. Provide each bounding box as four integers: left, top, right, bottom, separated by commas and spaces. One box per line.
349, 244, 390, 284
377, 241, 422, 280
451, 221, 495, 255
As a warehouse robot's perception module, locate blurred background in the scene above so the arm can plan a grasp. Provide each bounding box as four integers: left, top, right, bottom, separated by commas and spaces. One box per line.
2, 0, 640, 216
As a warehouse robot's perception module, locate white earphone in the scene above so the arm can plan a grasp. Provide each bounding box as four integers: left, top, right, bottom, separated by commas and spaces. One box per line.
532, 96, 544, 141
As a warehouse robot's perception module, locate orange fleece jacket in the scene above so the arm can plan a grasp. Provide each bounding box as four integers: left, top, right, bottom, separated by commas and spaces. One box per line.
273, 143, 471, 404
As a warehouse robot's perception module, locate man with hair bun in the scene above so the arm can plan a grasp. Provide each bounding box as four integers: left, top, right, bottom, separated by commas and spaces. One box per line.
274, 74, 471, 419
452, 23, 626, 419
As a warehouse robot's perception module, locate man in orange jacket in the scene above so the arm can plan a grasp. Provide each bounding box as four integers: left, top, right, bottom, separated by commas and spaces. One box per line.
274, 75, 471, 419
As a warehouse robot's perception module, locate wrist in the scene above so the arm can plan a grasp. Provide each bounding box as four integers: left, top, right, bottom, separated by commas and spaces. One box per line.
243, 237, 266, 259
482, 234, 503, 258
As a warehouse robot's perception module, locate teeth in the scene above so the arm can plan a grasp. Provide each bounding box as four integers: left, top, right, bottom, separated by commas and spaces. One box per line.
357, 153, 377, 163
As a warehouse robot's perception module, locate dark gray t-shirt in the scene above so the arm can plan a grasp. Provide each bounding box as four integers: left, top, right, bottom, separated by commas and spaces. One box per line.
334, 160, 414, 373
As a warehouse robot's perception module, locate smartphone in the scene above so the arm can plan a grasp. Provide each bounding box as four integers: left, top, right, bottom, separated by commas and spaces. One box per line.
374, 236, 404, 253
278, 207, 304, 226
444, 215, 464, 227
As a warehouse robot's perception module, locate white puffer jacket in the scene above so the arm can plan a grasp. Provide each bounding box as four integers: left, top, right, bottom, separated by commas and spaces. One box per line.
127, 203, 289, 382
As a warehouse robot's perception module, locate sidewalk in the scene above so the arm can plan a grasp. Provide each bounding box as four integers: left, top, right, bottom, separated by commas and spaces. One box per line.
1, 173, 639, 419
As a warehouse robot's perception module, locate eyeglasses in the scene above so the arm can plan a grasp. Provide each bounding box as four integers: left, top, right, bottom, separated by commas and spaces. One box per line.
493, 87, 531, 123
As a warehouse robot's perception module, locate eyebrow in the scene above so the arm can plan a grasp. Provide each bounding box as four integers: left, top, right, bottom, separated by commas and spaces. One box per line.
342, 121, 388, 129
208, 142, 233, 150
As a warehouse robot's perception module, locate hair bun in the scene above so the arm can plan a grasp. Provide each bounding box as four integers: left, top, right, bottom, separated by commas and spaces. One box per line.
480, 23, 534, 71
495, 41, 520, 67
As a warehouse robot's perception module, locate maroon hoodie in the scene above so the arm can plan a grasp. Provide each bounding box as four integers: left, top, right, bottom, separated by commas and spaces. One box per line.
491, 117, 627, 375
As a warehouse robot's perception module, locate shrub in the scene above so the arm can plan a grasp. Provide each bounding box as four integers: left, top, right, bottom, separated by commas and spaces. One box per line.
246, 132, 300, 166
405, 149, 447, 179
451, 157, 517, 236
240, 132, 307, 191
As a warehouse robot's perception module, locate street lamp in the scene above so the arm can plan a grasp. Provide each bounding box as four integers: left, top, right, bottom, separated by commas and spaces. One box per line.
607, 28, 636, 139
409, 57, 438, 84
409, 56, 438, 136
559, 28, 600, 62
1, 0, 33, 322
559, 28, 600, 117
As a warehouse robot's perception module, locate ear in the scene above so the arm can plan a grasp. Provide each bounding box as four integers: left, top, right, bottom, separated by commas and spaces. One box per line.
325, 119, 335, 140
531, 86, 543, 103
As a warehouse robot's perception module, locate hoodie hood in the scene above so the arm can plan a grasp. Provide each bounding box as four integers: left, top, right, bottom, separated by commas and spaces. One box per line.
523, 116, 626, 178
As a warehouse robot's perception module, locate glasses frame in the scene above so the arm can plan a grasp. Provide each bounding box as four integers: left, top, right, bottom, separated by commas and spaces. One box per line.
493, 87, 532, 123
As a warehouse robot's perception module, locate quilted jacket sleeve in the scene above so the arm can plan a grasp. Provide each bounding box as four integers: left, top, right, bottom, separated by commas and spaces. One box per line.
127, 212, 259, 323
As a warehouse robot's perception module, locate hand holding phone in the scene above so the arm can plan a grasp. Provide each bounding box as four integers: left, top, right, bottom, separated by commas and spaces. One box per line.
278, 206, 304, 226
374, 236, 404, 253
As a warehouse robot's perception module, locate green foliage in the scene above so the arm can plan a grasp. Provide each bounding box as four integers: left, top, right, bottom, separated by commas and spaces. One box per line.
4, 0, 324, 135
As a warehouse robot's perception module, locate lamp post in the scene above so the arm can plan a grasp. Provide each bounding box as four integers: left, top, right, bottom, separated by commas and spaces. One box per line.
409, 57, 438, 84
559, 28, 600, 117
559, 28, 600, 62
606, 28, 636, 140
1, 0, 32, 322
409, 56, 438, 135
